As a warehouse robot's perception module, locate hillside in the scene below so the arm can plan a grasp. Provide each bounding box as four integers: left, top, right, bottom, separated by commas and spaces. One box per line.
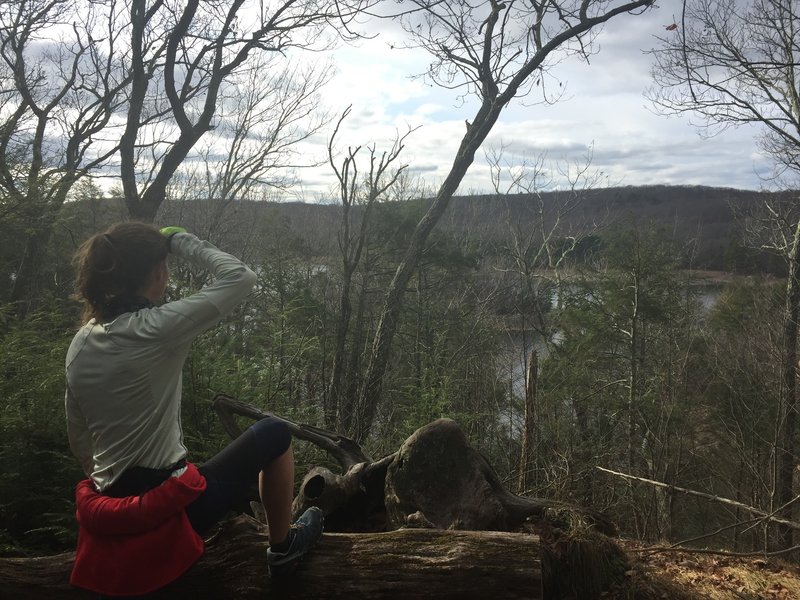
152, 183, 780, 272
63, 185, 778, 274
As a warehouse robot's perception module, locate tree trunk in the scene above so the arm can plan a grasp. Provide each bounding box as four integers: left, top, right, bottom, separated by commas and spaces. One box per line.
518, 349, 538, 494
340, 268, 370, 434
355, 102, 504, 441
0, 513, 637, 599
628, 265, 640, 475
776, 219, 800, 550
8, 175, 76, 315
327, 263, 353, 430
9, 226, 51, 311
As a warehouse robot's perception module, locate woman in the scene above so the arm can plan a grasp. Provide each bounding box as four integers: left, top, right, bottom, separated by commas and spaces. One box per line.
65, 222, 322, 597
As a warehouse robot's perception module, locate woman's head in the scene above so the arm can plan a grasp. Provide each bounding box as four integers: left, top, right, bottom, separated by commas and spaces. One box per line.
73, 222, 168, 323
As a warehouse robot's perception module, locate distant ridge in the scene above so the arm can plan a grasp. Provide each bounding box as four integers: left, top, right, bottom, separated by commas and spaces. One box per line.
66, 185, 783, 273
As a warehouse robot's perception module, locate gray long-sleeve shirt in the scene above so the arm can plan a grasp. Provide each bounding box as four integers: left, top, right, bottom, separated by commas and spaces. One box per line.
65, 233, 256, 491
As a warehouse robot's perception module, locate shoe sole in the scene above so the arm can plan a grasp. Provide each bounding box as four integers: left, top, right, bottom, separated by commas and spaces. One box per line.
267, 546, 313, 579
268, 535, 322, 578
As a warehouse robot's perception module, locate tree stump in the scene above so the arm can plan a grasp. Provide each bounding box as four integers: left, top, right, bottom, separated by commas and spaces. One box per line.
286, 415, 616, 536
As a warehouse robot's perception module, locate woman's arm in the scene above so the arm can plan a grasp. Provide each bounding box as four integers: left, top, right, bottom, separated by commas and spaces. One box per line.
137, 233, 257, 347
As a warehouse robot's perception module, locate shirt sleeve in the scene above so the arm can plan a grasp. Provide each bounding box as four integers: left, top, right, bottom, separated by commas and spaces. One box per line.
65, 384, 94, 477
141, 233, 257, 348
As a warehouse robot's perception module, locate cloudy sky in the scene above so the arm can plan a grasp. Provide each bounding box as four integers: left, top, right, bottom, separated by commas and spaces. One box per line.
292, 0, 770, 200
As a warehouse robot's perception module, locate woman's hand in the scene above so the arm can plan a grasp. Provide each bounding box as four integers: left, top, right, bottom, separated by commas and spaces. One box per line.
159, 226, 187, 252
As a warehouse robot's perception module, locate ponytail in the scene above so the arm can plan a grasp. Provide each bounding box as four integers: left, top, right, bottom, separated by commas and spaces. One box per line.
72, 222, 168, 323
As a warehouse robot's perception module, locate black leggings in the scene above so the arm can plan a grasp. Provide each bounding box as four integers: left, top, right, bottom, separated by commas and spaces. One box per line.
185, 417, 291, 535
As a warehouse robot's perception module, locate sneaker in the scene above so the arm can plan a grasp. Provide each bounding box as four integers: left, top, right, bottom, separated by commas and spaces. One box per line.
267, 506, 324, 578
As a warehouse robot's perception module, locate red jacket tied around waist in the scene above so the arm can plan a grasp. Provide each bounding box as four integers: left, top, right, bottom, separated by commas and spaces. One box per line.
71, 462, 206, 596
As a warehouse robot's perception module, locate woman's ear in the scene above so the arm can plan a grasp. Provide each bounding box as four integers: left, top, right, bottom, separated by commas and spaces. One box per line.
155, 260, 169, 294
156, 260, 169, 285
140, 259, 169, 301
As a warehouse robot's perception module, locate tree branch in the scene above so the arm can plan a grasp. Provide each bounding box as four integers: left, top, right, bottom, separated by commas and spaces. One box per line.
596, 466, 800, 531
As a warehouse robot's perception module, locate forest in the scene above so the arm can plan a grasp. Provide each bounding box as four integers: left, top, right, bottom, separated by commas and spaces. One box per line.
2, 0, 800, 597
0, 183, 796, 556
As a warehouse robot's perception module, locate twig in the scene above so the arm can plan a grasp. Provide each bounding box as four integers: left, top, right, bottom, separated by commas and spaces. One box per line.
638, 518, 762, 556
595, 466, 800, 531
633, 543, 800, 559
741, 492, 800, 535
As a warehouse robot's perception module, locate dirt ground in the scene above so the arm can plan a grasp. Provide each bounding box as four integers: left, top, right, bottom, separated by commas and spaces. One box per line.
618, 540, 800, 600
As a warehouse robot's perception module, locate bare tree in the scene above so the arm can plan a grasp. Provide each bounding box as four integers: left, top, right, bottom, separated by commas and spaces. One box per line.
648, 0, 800, 550
326, 106, 413, 433
162, 54, 332, 246
484, 146, 603, 494
0, 0, 370, 312
353, 0, 656, 441
0, 0, 129, 310
735, 197, 800, 551
119, 0, 369, 223
649, 0, 800, 179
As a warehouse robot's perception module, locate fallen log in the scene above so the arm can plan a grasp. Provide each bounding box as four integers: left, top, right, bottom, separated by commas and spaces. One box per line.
0, 514, 631, 599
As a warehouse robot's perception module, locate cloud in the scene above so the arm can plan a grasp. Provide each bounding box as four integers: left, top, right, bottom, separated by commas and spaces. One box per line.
407, 164, 440, 175
286, 0, 771, 200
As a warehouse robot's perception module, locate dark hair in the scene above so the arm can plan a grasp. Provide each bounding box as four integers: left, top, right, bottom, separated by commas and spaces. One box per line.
73, 222, 168, 323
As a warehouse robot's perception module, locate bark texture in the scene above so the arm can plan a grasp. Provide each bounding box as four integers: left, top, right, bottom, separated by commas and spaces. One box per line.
292, 417, 616, 536
1, 513, 635, 599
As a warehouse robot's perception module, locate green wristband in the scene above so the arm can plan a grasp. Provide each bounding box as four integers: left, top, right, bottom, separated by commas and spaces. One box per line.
160, 226, 187, 252
160, 226, 186, 237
